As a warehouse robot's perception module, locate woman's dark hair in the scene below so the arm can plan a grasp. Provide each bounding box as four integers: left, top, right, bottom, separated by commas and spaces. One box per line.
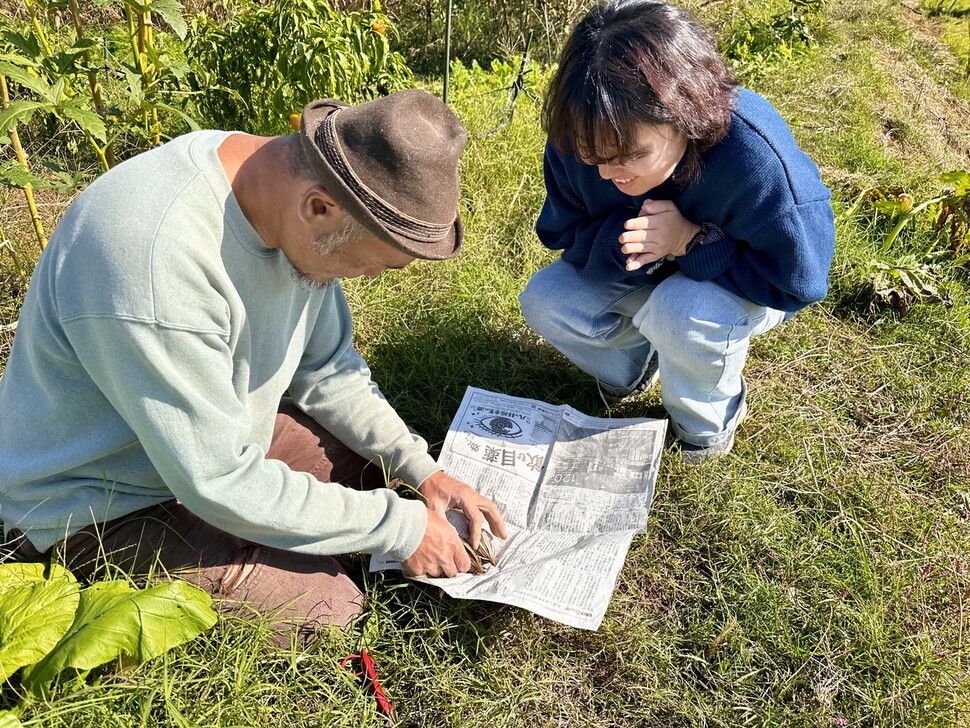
543, 0, 737, 184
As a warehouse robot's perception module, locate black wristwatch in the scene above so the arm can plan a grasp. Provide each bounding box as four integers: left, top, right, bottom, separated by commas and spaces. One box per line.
684, 222, 724, 254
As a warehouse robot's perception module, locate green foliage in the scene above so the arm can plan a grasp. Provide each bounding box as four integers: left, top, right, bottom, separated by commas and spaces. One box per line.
865, 256, 953, 314
380, 0, 581, 74
846, 171, 970, 254
0, 562, 217, 701
0, 563, 79, 683
837, 172, 970, 314
0, 0, 201, 171
184, 0, 413, 135
0, 27, 109, 163
23, 578, 218, 697
0, 158, 85, 194
937, 170, 970, 251
722, 0, 830, 78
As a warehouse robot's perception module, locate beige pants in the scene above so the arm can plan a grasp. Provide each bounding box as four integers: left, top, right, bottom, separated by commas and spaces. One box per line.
12, 400, 394, 645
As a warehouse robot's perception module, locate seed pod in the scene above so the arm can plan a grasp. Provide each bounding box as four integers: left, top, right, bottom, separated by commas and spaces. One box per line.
462, 529, 496, 574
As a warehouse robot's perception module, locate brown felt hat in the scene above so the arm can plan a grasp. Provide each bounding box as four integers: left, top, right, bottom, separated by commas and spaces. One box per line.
299, 89, 467, 260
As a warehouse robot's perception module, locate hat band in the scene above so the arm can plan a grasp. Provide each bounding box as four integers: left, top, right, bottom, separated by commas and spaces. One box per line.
319, 111, 455, 243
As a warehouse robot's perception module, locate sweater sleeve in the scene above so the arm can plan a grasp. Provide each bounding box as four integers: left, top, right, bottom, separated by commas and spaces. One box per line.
60, 314, 429, 562
678, 197, 835, 312
535, 144, 631, 276
287, 285, 441, 489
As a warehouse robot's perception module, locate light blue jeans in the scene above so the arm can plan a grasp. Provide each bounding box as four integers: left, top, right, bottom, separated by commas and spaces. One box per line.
519, 259, 788, 448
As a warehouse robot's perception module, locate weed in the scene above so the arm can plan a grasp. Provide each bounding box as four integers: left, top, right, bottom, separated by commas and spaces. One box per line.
184, 0, 412, 135
722, 0, 830, 79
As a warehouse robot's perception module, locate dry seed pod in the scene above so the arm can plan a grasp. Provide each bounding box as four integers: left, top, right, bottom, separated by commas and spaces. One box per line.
477, 529, 496, 566
462, 529, 496, 574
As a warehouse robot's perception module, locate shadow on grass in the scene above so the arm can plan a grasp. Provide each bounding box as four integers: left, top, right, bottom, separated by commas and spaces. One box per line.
354, 311, 672, 670
363, 310, 618, 449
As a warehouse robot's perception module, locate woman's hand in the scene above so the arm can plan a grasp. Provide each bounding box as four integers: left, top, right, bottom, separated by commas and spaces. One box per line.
619, 199, 701, 271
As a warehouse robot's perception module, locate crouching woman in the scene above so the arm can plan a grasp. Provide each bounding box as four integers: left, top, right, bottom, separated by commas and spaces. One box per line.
519, 0, 835, 462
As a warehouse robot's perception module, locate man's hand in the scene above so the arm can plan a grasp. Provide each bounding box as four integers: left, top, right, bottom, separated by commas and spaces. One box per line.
400, 509, 471, 578
417, 470, 508, 550
619, 199, 701, 271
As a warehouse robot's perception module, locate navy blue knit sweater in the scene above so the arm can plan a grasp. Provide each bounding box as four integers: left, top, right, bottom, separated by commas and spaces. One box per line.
536, 88, 835, 312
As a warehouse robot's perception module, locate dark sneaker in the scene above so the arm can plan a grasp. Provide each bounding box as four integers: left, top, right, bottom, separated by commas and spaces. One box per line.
672, 400, 748, 464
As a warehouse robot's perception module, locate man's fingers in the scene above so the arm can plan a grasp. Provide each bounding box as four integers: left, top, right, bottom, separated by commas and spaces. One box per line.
480, 501, 508, 539
464, 508, 485, 549
624, 215, 649, 231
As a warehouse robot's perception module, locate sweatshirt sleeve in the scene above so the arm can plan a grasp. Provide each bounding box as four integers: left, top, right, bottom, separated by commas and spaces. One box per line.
60, 314, 429, 562
287, 285, 441, 490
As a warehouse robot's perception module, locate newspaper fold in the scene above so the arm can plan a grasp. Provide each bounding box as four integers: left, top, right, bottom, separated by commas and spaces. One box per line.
370, 386, 666, 630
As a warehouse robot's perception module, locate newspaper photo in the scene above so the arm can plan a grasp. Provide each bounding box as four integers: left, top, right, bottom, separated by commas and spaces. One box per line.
370, 386, 667, 630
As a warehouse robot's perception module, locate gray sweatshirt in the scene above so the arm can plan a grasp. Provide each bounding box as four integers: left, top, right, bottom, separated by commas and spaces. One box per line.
0, 131, 435, 561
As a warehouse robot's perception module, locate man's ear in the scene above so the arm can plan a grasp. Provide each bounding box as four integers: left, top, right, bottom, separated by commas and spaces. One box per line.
297, 184, 341, 229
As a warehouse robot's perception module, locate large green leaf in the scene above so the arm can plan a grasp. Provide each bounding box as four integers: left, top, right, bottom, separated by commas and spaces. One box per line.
0, 100, 48, 132
941, 170, 970, 196
24, 579, 217, 697
151, 0, 189, 40
51, 40, 99, 76
57, 102, 107, 142
151, 101, 201, 131
0, 563, 79, 682
0, 160, 55, 190
0, 61, 53, 102
0, 711, 24, 728
0, 31, 44, 66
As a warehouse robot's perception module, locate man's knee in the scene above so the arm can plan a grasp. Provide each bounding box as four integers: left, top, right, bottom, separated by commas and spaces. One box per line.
213, 546, 365, 646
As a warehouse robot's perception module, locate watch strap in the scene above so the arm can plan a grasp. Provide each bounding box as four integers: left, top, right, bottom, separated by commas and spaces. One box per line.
684, 222, 724, 254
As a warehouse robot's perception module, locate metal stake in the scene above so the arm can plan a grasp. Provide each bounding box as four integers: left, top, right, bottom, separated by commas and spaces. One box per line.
443, 0, 453, 103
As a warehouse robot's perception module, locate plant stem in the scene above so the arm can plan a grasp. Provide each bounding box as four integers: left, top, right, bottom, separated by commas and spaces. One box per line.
67, 0, 116, 168
24, 0, 54, 57
0, 76, 47, 252
880, 196, 946, 254
0, 233, 30, 287
841, 185, 876, 221
85, 131, 111, 172
124, 5, 151, 147
142, 7, 161, 147
0, 242, 30, 287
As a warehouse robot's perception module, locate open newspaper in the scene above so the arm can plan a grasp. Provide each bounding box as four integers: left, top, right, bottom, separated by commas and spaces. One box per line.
370, 386, 667, 630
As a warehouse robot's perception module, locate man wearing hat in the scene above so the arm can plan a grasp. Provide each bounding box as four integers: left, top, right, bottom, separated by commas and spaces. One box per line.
0, 89, 506, 639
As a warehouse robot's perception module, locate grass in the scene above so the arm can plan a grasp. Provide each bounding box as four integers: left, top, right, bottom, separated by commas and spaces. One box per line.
2, 0, 970, 725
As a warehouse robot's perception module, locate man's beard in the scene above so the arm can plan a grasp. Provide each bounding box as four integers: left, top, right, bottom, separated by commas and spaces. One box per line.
287, 218, 362, 290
